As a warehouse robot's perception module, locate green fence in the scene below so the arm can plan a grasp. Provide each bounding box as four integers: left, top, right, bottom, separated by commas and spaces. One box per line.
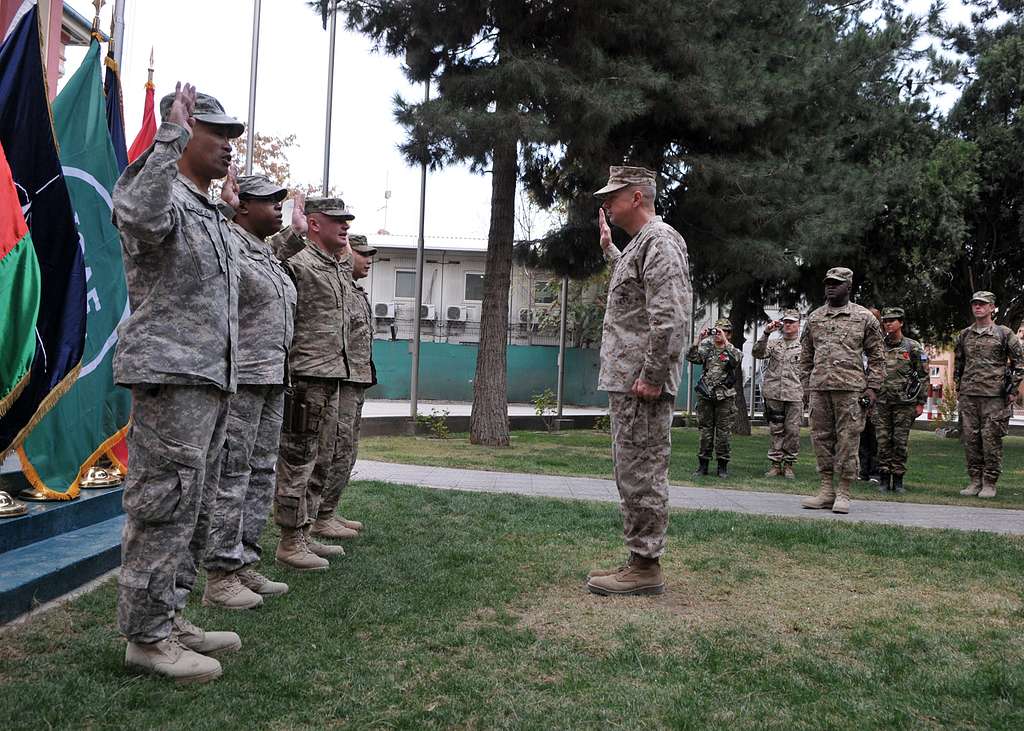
367, 340, 696, 408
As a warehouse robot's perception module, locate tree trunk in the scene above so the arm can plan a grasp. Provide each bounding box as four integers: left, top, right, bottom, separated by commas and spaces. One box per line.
729, 298, 752, 436
470, 136, 518, 446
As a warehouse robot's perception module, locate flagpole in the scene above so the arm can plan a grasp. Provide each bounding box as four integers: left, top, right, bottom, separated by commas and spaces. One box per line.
245, 0, 261, 176
112, 0, 125, 68
322, 3, 337, 194
409, 79, 430, 421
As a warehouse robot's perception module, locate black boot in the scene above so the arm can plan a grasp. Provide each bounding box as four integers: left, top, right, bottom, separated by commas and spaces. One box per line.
716, 459, 729, 478
892, 474, 905, 493
877, 471, 891, 493
693, 457, 709, 476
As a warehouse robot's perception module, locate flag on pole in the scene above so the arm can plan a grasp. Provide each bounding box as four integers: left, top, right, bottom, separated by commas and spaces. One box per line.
0, 2, 87, 459
127, 66, 156, 162
0, 140, 41, 417
104, 53, 128, 172
17, 39, 131, 499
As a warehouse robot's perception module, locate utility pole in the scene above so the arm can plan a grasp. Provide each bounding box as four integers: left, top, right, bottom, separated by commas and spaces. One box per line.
409, 80, 430, 421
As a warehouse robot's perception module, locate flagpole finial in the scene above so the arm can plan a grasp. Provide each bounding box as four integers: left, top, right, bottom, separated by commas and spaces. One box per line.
147, 47, 155, 86
107, 9, 117, 57
91, 0, 105, 37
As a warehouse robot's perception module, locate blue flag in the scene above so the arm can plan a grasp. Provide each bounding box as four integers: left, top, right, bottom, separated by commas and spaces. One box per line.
104, 56, 128, 173
0, 4, 87, 456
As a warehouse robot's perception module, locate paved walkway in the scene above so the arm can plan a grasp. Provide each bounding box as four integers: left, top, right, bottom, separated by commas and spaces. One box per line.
354, 460, 1024, 535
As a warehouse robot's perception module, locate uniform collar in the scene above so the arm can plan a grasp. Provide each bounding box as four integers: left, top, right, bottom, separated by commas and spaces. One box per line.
176, 173, 217, 207
824, 301, 854, 317
970, 322, 997, 335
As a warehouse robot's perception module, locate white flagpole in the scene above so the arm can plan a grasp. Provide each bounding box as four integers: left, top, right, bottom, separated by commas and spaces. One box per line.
322, 3, 337, 193
245, 0, 262, 176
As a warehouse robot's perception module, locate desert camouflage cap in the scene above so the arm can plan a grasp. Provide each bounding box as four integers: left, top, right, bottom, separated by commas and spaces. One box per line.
348, 234, 376, 255
824, 266, 853, 283
971, 290, 996, 304
306, 197, 355, 220
237, 175, 287, 201
714, 318, 733, 330
593, 165, 657, 197
781, 308, 801, 322
881, 306, 905, 320
159, 92, 244, 138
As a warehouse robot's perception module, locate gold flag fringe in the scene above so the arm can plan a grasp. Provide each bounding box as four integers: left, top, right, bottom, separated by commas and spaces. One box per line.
17, 420, 128, 501
0, 361, 81, 464
0, 368, 30, 419
105, 419, 131, 472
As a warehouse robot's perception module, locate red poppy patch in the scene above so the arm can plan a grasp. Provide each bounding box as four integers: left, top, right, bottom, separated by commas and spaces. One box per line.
719, 353, 729, 361
902, 352, 910, 360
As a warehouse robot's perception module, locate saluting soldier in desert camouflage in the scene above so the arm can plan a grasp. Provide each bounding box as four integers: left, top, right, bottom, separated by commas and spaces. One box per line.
752, 309, 803, 479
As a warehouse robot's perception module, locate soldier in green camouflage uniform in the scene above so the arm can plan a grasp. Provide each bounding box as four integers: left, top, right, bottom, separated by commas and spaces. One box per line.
687, 319, 743, 477
799, 268, 885, 515
752, 309, 803, 478
954, 291, 1024, 498
872, 307, 928, 493
587, 166, 691, 597
313, 235, 376, 540
113, 86, 243, 682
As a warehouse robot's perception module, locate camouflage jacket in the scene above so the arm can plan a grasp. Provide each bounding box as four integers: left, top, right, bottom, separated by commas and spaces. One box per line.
232, 225, 297, 385
112, 122, 239, 391
268, 226, 306, 261
687, 339, 743, 400
344, 279, 375, 386
878, 336, 929, 405
954, 324, 1024, 398
598, 217, 692, 395
282, 242, 350, 379
752, 334, 802, 402
799, 302, 884, 393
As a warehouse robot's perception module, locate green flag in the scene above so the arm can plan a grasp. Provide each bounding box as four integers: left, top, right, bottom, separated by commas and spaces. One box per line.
19, 40, 130, 499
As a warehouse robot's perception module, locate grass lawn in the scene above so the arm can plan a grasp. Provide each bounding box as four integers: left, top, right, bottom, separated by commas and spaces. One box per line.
359, 427, 1024, 510
2, 483, 1023, 729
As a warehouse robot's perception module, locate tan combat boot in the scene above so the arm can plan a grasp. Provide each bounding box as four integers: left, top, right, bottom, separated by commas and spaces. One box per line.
783, 464, 796, 480
586, 555, 665, 596
310, 516, 359, 540
978, 478, 998, 499
171, 615, 241, 655
237, 567, 289, 596
801, 475, 835, 510
276, 527, 330, 571
338, 516, 364, 531
304, 525, 346, 559
764, 462, 783, 478
587, 555, 631, 580
959, 474, 983, 496
832, 479, 852, 514
125, 638, 222, 684
202, 570, 264, 610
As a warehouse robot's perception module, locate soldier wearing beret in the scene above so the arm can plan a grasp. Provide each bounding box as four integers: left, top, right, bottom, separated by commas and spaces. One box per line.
873, 307, 928, 492
312, 234, 377, 540
799, 267, 885, 514
587, 166, 691, 597
954, 291, 1024, 498
753, 309, 803, 478
687, 319, 743, 477
191, 172, 297, 610
272, 197, 354, 569
112, 84, 243, 682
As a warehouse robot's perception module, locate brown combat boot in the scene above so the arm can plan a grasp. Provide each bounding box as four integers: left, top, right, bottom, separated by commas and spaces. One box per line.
764, 462, 783, 478
276, 527, 330, 571
337, 516, 364, 531
978, 478, 998, 499
586, 554, 665, 596
310, 516, 359, 540
304, 526, 346, 559
587, 555, 631, 580
783, 463, 796, 480
959, 474, 983, 496
125, 638, 222, 684
832, 479, 851, 514
202, 570, 263, 610
801, 475, 835, 510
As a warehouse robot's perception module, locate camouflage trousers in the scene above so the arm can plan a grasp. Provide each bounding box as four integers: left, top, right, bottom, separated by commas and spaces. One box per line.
808, 390, 865, 481
872, 401, 917, 476
609, 392, 673, 559
317, 383, 366, 519
765, 398, 801, 465
201, 384, 285, 572
117, 384, 229, 643
696, 395, 736, 460
959, 395, 1011, 483
274, 377, 340, 529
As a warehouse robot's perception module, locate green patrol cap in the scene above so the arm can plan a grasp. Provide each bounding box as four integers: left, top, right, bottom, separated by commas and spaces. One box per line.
714, 318, 732, 331
159, 91, 244, 138
306, 197, 355, 220
971, 290, 996, 304
593, 165, 656, 197
824, 267, 853, 283
237, 175, 287, 201
781, 308, 801, 322
348, 234, 376, 256
881, 307, 905, 320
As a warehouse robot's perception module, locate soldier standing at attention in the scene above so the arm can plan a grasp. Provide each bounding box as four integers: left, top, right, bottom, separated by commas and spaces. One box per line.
799, 268, 885, 514
687, 319, 742, 477
112, 84, 243, 683
311, 234, 377, 541
273, 198, 354, 569
954, 291, 1024, 498
752, 309, 803, 479
587, 166, 691, 597
198, 173, 297, 610
873, 307, 928, 493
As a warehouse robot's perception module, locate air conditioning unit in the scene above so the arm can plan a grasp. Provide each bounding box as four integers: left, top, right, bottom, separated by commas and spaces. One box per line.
447, 305, 467, 322
519, 307, 534, 324
420, 304, 436, 321
374, 302, 395, 319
